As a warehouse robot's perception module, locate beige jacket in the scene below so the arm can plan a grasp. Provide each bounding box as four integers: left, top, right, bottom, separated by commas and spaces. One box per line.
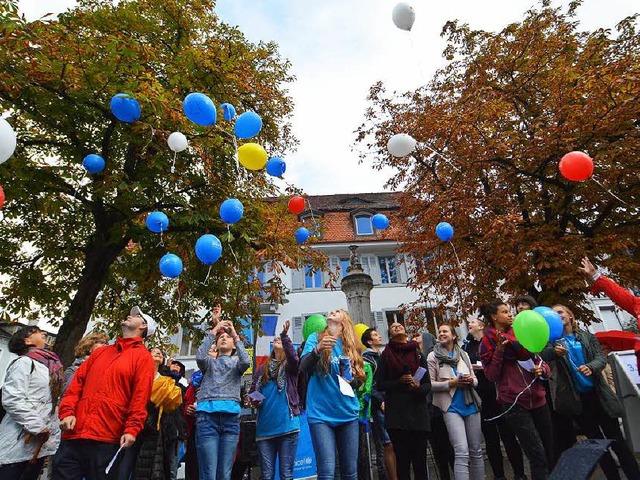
427, 350, 478, 412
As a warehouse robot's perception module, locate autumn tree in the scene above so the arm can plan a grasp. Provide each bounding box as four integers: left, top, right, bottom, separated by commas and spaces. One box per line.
0, 0, 322, 365
356, 1, 640, 323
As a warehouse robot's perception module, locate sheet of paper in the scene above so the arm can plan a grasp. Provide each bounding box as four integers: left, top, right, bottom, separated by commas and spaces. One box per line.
517, 359, 535, 372
413, 366, 427, 383
337, 375, 355, 397
248, 391, 265, 402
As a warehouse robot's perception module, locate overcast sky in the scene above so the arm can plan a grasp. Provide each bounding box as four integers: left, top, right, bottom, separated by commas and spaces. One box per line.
17, 0, 639, 195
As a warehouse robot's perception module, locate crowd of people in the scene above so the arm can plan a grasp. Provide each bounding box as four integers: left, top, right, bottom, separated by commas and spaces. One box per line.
0, 257, 639, 480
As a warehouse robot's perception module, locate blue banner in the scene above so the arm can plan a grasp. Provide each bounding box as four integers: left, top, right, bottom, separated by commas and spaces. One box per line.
274, 412, 317, 479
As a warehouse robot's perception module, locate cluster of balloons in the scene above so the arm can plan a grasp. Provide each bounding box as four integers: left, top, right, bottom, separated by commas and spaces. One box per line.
559, 151, 594, 182
512, 306, 563, 353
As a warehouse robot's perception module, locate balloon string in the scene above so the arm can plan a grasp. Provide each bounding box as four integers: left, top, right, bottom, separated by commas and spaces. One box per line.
592, 178, 629, 206
420, 142, 460, 172
174, 281, 181, 316
202, 265, 212, 286
232, 136, 239, 170
171, 151, 177, 174
485, 357, 542, 422
157, 229, 164, 247
408, 32, 428, 85
141, 124, 156, 155
227, 224, 239, 265
450, 242, 464, 278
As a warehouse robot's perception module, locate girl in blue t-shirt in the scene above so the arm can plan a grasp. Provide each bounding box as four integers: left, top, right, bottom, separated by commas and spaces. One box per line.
249, 320, 301, 480
300, 309, 365, 480
427, 323, 484, 480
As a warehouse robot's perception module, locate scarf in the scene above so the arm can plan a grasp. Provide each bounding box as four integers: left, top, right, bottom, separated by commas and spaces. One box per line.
433, 343, 477, 406
382, 340, 420, 378
25, 348, 64, 413
481, 326, 532, 362
256, 358, 286, 393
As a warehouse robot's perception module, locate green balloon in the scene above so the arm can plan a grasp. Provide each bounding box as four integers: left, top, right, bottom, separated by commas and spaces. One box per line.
513, 310, 550, 353
303, 314, 327, 341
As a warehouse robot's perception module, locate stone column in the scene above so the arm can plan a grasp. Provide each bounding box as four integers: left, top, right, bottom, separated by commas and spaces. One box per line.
341, 245, 374, 326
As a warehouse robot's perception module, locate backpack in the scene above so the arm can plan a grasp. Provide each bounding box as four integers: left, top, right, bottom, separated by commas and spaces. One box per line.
0, 358, 35, 423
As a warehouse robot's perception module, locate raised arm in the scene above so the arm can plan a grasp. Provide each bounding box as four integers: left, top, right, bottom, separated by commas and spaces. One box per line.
280, 321, 300, 375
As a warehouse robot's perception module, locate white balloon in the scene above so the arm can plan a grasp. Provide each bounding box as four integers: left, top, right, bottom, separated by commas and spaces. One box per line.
167, 132, 188, 153
0, 117, 17, 164
387, 133, 416, 157
392, 3, 415, 31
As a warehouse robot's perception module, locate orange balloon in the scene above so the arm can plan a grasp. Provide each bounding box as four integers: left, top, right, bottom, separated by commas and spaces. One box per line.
559, 151, 594, 181
288, 196, 305, 214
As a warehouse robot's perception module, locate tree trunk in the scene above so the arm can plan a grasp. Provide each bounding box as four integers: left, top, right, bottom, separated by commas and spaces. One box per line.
53, 234, 128, 367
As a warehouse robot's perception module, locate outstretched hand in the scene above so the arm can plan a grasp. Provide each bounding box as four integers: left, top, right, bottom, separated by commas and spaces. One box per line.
281, 320, 290, 336
579, 256, 597, 278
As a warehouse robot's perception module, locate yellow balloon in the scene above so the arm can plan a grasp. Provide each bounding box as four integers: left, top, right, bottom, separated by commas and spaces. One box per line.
354, 323, 370, 349
238, 143, 267, 170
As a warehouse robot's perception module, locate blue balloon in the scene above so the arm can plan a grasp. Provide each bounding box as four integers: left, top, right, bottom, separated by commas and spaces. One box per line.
533, 306, 564, 342
195, 234, 223, 265
219, 198, 244, 224
266, 157, 286, 177
234, 111, 262, 139
82, 154, 105, 174
372, 213, 390, 230
436, 222, 454, 242
110, 94, 141, 123
159, 253, 182, 278
183, 93, 217, 126
295, 227, 310, 244
221, 103, 236, 121
146, 211, 169, 233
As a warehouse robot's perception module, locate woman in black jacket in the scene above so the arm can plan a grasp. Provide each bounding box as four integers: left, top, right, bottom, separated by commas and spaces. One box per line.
374, 323, 431, 480
542, 304, 640, 480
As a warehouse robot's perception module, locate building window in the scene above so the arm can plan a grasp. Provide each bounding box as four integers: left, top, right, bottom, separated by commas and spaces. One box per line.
379, 256, 398, 284
340, 258, 350, 277
385, 310, 405, 326
304, 265, 323, 289
354, 215, 374, 235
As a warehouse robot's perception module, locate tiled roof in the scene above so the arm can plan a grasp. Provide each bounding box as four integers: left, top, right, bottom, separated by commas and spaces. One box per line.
305, 192, 402, 213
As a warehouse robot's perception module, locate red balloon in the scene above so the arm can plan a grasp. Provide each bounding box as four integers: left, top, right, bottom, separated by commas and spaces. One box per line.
0, 184, 4, 210
559, 151, 594, 181
288, 196, 305, 214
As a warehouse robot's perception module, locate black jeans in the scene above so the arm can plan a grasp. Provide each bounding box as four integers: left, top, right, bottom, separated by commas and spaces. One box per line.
574, 392, 640, 480
504, 404, 553, 480
52, 439, 121, 480
480, 389, 525, 477
387, 429, 429, 480
0, 458, 45, 480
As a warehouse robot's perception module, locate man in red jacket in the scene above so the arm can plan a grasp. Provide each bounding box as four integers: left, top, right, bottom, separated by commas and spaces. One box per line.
52, 306, 157, 480
580, 256, 640, 371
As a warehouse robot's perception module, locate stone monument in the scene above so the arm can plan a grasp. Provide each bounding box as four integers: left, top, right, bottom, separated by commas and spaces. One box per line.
341, 245, 374, 327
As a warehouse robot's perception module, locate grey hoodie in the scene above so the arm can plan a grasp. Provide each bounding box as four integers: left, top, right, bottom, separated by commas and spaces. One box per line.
196, 333, 250, 403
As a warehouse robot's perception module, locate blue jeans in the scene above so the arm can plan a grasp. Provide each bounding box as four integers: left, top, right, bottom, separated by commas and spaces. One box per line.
256, 432, 299, 480
196, 411, 240, 480
309, 420, 359, 480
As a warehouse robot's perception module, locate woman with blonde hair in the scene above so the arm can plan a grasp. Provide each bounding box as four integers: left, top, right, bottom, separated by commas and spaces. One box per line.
300, 309, 365, 480
62, 332, 109, 392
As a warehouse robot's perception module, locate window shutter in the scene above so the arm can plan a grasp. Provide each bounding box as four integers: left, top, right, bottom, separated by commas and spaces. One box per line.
363, 255, 381, 285
397, 254, 409, 284
291, 267, 304, 291
371, 311, 388, 344
292, 316, 304, 344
